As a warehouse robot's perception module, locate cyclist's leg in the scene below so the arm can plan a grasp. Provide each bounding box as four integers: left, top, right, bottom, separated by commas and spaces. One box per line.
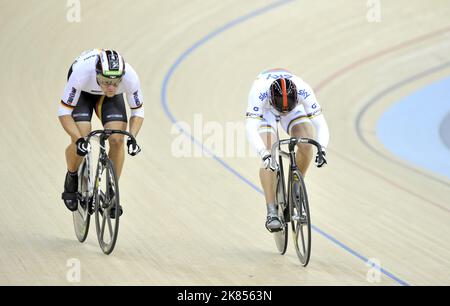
65, 92, 95, 172
62, 92, 94, 210
258, 112, 282, 231
103, 121, 126, 178
65, 122, 92, 172
258, 110, 278, 204
98, 94, 128, 179
291, 122, 314, 177
259, 130, 278, 205
281, 105, 314, 177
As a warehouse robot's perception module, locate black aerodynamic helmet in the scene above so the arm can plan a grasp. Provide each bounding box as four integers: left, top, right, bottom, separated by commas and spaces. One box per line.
269, 78, 298, 113
95, 49, 125, 79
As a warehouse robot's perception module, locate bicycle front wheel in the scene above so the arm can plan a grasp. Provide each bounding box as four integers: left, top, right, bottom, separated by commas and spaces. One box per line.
94, 158, 120, 255
73, 157, 91, 242
290, 170, 311, 266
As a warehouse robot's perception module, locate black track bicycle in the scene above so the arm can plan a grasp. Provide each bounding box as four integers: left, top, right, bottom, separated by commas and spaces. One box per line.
72, 129, 137, 255
270, 137, 324, 266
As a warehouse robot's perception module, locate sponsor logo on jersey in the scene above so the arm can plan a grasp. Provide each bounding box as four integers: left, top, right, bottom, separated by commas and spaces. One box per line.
253, 107, 259, 111
264, 74, 293, 80
246, 112, 262, 119
133, 90, 141, 106
83, 54, 97, 61
299, 89, 310, 100
307, 109, 322, 117
259, 92, 268, 101
68, 87, 77, 104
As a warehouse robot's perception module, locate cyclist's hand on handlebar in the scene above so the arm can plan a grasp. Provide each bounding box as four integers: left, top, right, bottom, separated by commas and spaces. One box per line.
260, 150, 277, 172
76, 137, 91, 156
315, 148, 327, 168
127, 136, 141, 156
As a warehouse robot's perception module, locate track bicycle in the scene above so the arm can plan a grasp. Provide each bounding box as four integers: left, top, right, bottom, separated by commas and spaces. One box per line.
270, 136, 324, 266
72, 129, 137, 255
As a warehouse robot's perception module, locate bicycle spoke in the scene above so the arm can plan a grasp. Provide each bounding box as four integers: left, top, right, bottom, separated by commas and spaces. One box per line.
107, 216, 114, 241
100, 213, 107, 242
76, 209, 83, 218
299, 224, 306, 254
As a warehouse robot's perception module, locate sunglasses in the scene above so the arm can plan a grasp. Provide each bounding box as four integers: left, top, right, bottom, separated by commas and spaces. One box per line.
96, 75, 122, 87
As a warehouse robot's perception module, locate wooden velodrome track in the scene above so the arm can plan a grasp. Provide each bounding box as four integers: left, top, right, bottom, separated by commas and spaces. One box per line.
0, 0, 449, 286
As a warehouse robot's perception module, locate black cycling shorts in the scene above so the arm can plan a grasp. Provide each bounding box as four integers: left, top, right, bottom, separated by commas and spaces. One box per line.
67, 65, 128, 124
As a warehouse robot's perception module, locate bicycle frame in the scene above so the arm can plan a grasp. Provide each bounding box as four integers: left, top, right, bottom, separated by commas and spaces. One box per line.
93, 134, 110, 194
270, 137, 324, 220
272, 138, 300, 222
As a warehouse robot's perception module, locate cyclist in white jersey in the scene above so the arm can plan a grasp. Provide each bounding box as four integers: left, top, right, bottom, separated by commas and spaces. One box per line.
58, 49, 144, 216
245, 68, 329, 232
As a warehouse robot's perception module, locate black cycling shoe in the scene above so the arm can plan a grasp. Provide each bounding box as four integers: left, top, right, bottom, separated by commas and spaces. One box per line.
62, 171, 78, 211
62, 192, 78, 211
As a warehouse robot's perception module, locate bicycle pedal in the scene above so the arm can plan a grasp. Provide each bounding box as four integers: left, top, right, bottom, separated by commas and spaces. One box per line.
269, 228, 282, 233
300, 216, 308, 224
88, 198, 95, 215
267, 224, 283, 233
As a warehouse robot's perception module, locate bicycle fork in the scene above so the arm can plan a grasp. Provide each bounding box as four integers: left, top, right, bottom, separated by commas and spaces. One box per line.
287, 138, 305, 224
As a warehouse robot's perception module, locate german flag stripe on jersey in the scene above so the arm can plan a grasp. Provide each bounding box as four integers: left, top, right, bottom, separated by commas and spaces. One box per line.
94, 96, 105, 119
130, 104, 143, 110
60, 100, 75, 109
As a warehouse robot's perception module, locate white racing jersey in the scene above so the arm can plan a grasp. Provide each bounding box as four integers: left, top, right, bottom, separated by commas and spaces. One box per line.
58, 49, 144, 118
246, 68, 322, 120
246, 68, 329, 156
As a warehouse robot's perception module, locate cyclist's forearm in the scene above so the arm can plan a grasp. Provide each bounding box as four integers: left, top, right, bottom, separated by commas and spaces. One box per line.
310, 114, 329, 149
246, 118, 267, 157
129, 116, 144, 138
59, 115, 82, 142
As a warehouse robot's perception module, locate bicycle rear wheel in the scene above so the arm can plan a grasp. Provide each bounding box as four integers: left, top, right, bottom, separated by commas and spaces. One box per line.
273, 160, 288, 255
290, 170, 311, 266
94, 158, 120, 255
73, 157, 91, 242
